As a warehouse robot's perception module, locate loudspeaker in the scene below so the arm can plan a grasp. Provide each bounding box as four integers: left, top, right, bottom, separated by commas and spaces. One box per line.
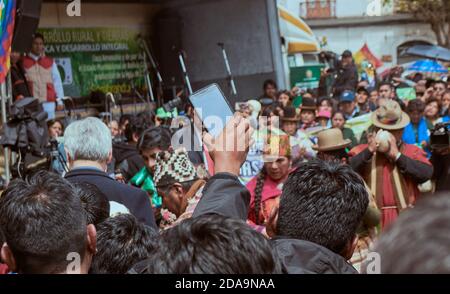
154, 9, 183, 89
12, 0, 42, 53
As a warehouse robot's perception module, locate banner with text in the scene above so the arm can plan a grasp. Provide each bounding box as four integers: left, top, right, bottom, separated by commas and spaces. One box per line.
39, 28, 145, 97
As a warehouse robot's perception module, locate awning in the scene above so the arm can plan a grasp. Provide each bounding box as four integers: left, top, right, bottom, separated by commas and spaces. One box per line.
405, 45, 450, 62
278, 5, 320, 54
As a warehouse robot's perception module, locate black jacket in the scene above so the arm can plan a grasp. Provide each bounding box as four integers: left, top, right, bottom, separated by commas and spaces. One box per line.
192, 173, 250, 220
65, 168, 157, 229
332, 63, 358, 98
112, 142, 145, 182
431, 153, 450, 192
272, 238, 357, 274
11, 62, 31, 100
193, 173, 357, 274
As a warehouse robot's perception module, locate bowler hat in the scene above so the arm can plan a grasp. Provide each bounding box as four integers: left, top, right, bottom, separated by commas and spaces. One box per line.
300, 97, 317, 111
281, 106, 300, 122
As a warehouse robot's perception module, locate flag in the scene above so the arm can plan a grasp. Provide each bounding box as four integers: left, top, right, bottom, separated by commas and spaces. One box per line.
354, 43, 383, 87
354, 43, 383, 69
0, 0, 16, 83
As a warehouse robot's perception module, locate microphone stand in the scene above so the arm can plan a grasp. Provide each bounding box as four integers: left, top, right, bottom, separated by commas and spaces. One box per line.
131, 81, 148, 115
139, 38, 164, 107
142, 51, 155, 105
218, 42, 237, 98
178, 52, 193, 96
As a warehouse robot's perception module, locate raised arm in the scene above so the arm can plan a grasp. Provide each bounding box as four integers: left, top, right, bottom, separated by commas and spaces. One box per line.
192, 172, 250, 220
193, 115, 254, 220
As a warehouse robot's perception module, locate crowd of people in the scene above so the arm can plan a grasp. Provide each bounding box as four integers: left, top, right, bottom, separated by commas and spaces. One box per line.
1, 46, 450, 274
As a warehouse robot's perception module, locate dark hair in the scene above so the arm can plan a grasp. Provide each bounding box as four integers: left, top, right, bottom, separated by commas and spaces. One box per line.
263, 79, 277, 90
434, 80, 446, 87
411, 73, 423, 83
378, 81, 393, 91
318, 97, 332, 107
157, 179, 197, 200
47, 119, 65, 138
277, 160, 368, 254
90, 214, 157, 274
318, 148, 349, 163
406, 99, 425, 114
277, 90, 292, 100
136, 111, 155, 129
425, 97, 441, 115
74, 182, 110, 226
134, 215, 282, 274
33, 33, 44, 42
137, 126, 172, 153
0, 226, 5, 247
0, 171, 87, 274
253, 168, 267, 225
332, 110, 347, 121
262, 103, 282, 117
47, 119, 64, 131
119, 114, 132, 127
124, 115, 151, 142
372, 193, 450, 274
425, 78, 435, 89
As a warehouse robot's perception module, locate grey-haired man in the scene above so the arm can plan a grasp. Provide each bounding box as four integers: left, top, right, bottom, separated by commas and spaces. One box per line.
64, 117, 157, 229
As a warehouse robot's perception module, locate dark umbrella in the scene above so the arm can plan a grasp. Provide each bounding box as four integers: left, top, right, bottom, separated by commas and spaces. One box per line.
405, 45, 450, 62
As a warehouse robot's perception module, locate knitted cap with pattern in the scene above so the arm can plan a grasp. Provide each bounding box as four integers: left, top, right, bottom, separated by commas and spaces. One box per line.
153, 148, 198, 188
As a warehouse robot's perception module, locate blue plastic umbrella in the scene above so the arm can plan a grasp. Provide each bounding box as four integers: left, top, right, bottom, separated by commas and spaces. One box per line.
407, 59, 448, 74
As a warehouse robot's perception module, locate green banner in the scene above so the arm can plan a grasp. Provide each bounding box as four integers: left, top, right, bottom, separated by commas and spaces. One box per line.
38, 28, 145, 97
290, 64, 324, 90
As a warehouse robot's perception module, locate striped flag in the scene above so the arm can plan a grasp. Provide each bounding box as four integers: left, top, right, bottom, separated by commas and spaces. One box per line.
354, 43, 383, 87
0, 0, 16, 83
354, 43, 383, 69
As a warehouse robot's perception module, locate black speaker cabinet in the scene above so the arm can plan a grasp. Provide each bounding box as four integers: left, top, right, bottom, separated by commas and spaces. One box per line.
154, 9, 184, 89
12, 0, 42, 53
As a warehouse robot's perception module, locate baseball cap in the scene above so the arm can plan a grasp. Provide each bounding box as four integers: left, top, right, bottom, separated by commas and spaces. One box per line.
340, 90, 355, 103
342, 50, 352, 58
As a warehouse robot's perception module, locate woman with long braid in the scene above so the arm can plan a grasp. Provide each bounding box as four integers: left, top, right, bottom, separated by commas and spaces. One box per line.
246, 135, 292, 231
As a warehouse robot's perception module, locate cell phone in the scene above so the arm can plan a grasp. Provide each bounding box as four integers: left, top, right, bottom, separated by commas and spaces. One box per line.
189, 84, 234, 138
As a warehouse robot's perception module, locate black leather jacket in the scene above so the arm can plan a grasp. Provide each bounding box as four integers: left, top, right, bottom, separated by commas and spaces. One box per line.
193, 173, 358, 274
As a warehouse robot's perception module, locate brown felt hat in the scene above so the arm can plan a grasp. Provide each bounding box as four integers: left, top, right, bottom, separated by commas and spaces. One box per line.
313, 128, 352, 152
371, 100, 410, 130
281, 106, 300, 122
300, 97, 317, 111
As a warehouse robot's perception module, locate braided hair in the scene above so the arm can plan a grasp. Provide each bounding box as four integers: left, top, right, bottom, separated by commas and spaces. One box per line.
253, 167, 267, 225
